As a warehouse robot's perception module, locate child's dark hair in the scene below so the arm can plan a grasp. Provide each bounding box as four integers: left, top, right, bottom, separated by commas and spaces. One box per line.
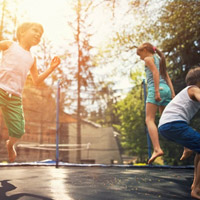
137, 42, 167, 81
185, 66, 200, 86
16, 22, 44, 41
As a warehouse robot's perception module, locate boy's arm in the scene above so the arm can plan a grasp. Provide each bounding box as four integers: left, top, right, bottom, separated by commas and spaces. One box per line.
30, 56, 60, 85
144, 56, 161, 101
166, 73, 176, 98
0, 40, 13, 51
188, 87, 200, 102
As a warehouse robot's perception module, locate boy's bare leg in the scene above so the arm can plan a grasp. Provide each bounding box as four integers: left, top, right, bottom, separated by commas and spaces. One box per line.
191, 154, 198, 190
191, 154, 200, 200
180, 147, 193, 160
6, 137, 18, 162
146, 103, 164, 164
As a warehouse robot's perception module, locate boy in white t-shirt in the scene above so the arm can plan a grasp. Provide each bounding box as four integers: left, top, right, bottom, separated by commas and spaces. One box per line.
0, 22, 60, 162
158, 67, 200, 200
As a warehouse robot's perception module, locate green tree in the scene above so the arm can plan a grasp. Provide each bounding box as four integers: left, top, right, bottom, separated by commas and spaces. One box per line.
153, 0, 200, 92
114, 70, 148, 162
63, 0, 118, 162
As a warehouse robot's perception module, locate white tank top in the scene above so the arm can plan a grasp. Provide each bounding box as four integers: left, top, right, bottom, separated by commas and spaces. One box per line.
0, 42, 34, 97
159, 86, 200, 127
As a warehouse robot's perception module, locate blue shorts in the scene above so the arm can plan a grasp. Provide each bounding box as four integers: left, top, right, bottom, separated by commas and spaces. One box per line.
147, 83, 171, 106
159, 121, 200, 153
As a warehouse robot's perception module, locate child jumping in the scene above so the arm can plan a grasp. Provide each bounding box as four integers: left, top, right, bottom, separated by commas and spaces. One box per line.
158, 67, 200, 200
137, 42, 175, 164
0, 22, 61, 162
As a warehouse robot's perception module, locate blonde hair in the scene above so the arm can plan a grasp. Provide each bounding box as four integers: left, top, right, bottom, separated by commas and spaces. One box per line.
16, 22, 44, 41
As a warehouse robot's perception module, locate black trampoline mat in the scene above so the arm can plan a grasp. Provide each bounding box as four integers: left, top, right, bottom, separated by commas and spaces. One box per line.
0, 166, 194, 200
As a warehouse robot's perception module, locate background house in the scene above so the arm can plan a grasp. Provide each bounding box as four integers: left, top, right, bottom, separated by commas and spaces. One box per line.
59, 114, 122, 164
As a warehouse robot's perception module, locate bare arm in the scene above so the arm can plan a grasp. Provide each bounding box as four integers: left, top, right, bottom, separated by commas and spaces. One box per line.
30, 56, 61, 85
144, 56, 161, 101
188, 87, 200, 102
165, 73, 175, 98
0, 40, 13, 51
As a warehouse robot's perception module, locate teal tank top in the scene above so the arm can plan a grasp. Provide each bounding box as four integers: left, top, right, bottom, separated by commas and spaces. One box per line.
145, 55, 167, 88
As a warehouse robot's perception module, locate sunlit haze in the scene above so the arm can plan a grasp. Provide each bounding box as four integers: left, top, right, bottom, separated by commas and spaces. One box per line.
17, 0, 121, 48
18, 0, 74, 46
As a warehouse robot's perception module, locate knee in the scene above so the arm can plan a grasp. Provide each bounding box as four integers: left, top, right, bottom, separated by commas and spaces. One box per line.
145, 117, 154, 126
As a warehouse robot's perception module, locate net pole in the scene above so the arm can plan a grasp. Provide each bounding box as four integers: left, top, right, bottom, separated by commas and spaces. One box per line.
142, 79, 152, 160
56, 80, 60, 168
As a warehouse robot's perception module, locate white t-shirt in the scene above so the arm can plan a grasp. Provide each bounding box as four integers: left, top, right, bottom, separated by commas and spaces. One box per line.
158, 86, 200, 127
0, 42, 34, 97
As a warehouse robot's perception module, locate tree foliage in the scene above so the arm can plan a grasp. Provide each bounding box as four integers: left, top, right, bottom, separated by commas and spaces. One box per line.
114, 70, 148, 162
154, 0, 200, 92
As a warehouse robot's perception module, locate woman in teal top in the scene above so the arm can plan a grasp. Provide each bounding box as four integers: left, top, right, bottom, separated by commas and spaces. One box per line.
137, 42, 175, 164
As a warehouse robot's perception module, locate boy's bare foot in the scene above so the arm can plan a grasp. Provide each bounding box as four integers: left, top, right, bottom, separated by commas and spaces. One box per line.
180, 149, 193, 160
191, 188, 200, 200
6, 140, 17, 162
148, 150, 164, 164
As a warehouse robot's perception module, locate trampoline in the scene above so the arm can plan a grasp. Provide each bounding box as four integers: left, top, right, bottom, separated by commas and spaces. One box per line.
0, 164, 194, 200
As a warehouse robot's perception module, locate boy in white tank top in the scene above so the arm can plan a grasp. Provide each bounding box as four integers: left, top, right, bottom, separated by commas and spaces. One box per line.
158, 67, 200, 200
0, 22, 61, 163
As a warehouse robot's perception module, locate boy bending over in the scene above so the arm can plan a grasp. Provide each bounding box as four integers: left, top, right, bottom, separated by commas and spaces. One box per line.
158, 67, 200, 200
